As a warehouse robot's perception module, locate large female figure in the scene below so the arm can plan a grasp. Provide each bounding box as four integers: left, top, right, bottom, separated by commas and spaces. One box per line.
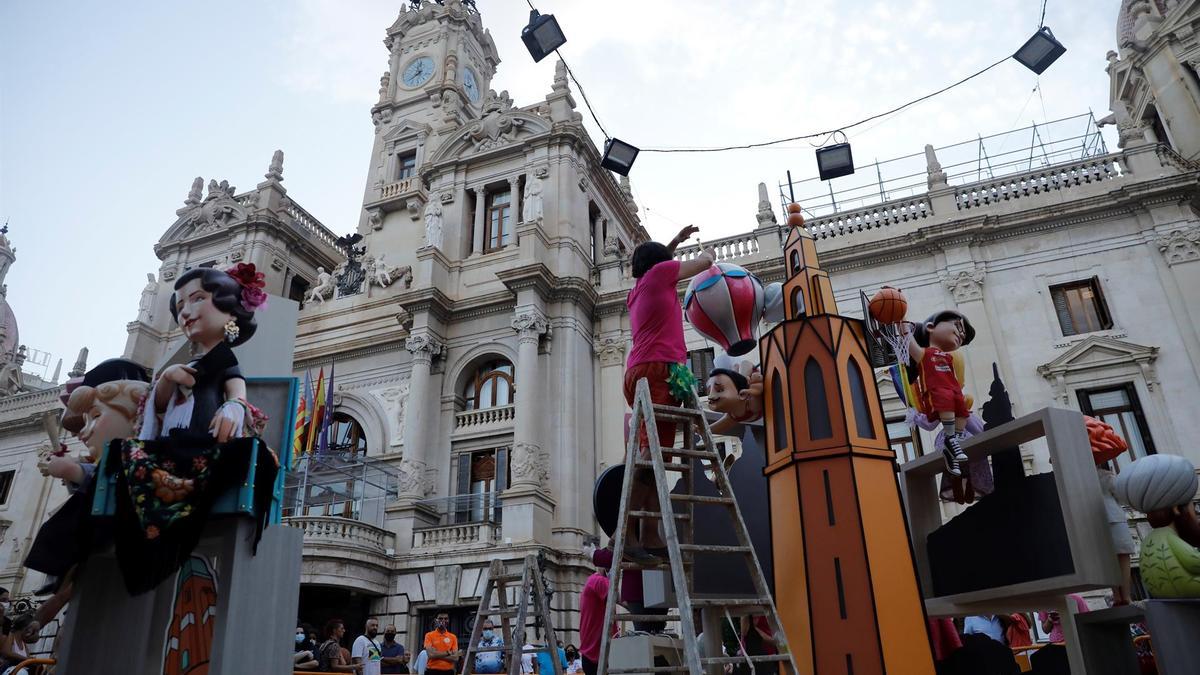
115, 263, 275, 594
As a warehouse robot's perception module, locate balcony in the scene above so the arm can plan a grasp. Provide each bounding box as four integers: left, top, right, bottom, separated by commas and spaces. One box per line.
284, 515, 394, 594
453, 404, 515, 439
365, 176, 428, 217
411, 494, 500, 553
674, 230, 765, 265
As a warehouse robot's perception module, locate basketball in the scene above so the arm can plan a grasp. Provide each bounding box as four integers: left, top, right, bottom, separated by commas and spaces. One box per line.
868, 286, 907, 324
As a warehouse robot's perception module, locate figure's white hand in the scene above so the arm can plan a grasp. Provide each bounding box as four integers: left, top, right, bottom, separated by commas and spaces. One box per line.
160, 364, 197, 388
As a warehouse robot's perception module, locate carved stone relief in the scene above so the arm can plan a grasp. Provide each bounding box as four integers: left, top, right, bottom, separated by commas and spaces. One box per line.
371, 379, 411, 447
1155, 225, 1200, 265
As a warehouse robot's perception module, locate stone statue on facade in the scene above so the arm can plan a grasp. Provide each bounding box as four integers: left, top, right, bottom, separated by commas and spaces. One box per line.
306, 266, 335, 305
366, 253, 413, 290
371, 380, 411, 446
0, 346, 27, 397
185, 177, 204, 206
378, 71, 391, 103
522, 176, 543, 222
137, 273, 158, 322
423, 200, 444, 249
265, 150, 284, 182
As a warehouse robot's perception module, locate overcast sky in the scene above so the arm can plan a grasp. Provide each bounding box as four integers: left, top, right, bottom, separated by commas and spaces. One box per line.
1, 0, 1120, 381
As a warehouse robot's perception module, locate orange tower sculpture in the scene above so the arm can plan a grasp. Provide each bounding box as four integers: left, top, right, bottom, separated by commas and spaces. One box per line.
761, 206, 934, 674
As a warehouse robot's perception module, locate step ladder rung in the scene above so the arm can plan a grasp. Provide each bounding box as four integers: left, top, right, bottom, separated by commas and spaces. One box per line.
634, 460, 691, 471
669, 493, 735, 504
618, 560, 693, 570
660, 448, 720, 460
617, 613, 682, 623
628, 510, 691, 519
702, 654, 793, 665
650, 403, 706, 419
690, 597, 773, 607
608, 667, 688, 674
677, 544, 752, 554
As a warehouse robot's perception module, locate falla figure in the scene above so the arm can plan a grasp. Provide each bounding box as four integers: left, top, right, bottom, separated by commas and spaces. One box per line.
112, 263, 275, 594
904, 310, 976, 477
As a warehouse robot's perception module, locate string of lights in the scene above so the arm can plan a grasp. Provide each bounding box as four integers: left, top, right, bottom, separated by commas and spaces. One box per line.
518, 1, 1065, 177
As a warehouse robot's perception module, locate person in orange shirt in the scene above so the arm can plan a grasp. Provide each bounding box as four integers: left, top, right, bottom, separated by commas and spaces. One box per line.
423, 612, 460, 675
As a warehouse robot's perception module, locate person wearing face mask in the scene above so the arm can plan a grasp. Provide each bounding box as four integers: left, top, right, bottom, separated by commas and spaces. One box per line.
422, 612, 460, 675
295, 623, 319, 671
564, 645, 582, 674
353, 618, 384, 675
473, 619, 504, 674
380, 624, 408, 674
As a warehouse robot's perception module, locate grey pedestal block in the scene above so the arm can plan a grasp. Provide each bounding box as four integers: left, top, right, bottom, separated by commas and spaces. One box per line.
55, 519, 302, 675
1144, 599, 1200, 675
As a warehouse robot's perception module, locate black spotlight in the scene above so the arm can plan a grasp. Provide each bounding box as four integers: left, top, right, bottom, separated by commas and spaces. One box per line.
1014, 26, 1066, 75
816, 142, 855, 181
521, 10, 567, 63
601, 138, 640, 176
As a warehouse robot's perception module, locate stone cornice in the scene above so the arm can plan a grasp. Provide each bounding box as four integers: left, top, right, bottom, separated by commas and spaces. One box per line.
294, 338, 407, 371
495, 263, 556, 299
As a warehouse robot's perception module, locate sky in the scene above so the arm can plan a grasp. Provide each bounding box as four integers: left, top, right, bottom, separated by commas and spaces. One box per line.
1, 0, 1120, 382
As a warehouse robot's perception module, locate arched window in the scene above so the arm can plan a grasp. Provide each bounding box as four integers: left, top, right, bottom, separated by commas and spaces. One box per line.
790, 250, 801, 274
805, 358, 833, 440
770, 373, 787, 452
791, 286, 806, 318
329, 413, 368, 456
464, 359, 515, 410
847, 357, 876, 439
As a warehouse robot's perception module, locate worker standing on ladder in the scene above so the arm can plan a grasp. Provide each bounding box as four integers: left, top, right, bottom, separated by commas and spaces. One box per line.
624, 226, 715, 564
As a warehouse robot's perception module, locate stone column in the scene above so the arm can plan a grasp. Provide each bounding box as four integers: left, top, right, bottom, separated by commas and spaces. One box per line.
472, 187, 486, 253
386, 331, 444, 552
398, 332, 443, 498
508, 176, 522, 242
503, 309, 555, 543
593, 330, 629, 470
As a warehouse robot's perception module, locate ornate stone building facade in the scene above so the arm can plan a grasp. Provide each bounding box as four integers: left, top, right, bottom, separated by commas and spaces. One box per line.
1, 0, 1199, 650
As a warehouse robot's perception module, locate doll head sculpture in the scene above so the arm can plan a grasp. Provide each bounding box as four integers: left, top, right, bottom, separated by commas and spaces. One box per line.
62, 359, 151, 459
1115, 453, 1200, 598
705, 361, 764, 438
912, 310, 976, 353
169, 264, 264, 352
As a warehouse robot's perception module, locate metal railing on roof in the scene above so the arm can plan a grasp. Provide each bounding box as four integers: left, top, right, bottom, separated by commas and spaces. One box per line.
779, 112, 1110, 219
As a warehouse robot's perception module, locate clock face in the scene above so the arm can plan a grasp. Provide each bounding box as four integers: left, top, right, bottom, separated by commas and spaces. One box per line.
462, 68, 480, 103
402, 57, 435, 88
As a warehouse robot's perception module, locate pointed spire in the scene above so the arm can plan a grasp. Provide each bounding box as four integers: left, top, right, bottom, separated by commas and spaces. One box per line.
68, 347, 89, 378
756, 182, 777, 227
925, 144, 947, 189
185, 177, 204, 206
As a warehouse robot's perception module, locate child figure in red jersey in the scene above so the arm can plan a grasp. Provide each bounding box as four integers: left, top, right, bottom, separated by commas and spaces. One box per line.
905, 310, 976, 476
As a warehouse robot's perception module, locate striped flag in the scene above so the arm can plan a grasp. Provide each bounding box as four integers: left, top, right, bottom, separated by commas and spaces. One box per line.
292, 370, 313, 459
317, 362, 336, 454
307, 367, 326, 455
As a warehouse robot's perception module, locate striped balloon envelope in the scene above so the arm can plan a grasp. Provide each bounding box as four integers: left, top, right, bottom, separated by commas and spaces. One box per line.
684, 262, 765, 356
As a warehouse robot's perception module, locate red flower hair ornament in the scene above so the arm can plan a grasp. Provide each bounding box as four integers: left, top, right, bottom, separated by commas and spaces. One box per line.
225, 262, 269, 313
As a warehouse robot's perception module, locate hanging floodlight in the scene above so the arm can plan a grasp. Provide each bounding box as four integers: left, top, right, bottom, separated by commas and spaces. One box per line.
1013, 26, 1066, 75
601, 138, 640, 176
815, 133, 854, 181
521, 10, 567, 63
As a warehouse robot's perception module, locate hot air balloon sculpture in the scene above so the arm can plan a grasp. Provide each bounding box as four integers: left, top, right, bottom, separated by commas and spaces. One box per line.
684, 262, 765, 357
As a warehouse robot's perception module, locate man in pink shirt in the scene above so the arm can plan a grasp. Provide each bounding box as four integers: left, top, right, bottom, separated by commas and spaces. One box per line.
579, 547, 617, 675
623, 227, 715, 562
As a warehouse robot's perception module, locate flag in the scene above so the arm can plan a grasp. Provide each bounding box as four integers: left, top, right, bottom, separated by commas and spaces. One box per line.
307, 367, 326, 455
317, 362, 336, 454
292, 370, 313, 458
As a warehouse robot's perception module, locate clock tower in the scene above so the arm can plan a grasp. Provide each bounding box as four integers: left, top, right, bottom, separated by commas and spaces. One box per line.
358, 0, 499, 234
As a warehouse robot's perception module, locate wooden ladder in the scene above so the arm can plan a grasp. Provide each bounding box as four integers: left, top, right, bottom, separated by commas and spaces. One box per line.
597, 377, 800, 675
460, 554, 564, 675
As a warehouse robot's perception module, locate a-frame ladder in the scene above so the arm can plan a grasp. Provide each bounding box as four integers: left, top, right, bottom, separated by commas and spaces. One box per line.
461, 554, 564, 675
597, 377, 801, 675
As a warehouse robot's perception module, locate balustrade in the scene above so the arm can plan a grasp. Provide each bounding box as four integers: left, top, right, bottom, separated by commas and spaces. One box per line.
286, 203, 340, 250
674, 231, 761, 263
284, 515, 393, 555
954, 154, 1123, 210
454, 404, 516, 429
805, 197, 931, 240
412, 521, 498, 550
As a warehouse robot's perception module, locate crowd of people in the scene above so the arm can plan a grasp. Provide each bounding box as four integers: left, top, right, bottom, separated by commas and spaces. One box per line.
297, 613, 585, 675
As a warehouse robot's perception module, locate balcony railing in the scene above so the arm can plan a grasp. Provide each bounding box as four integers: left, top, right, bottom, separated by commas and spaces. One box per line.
954, 154, 1123, 210
674, 231, 762, 263
413, 521, 499, 551
284, 515, 394, 556
455, 405, 516, 430
805, 196, 932, 241
286, 203, 341, 250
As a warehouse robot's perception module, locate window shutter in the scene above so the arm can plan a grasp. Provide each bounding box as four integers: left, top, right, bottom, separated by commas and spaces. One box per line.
455, 453, 472, 524
1051, 286, 1076, 336
1090, 276, 1113, 330
495, 447, 508, 524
